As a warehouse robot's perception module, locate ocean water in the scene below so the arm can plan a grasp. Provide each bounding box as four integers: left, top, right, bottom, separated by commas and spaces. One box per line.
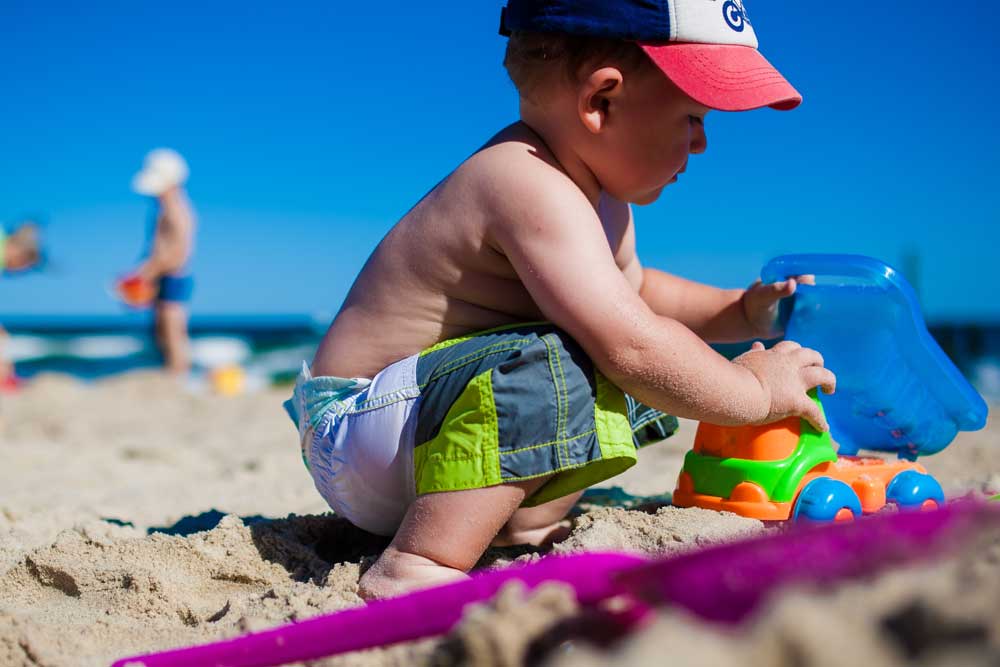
3, 314, 325, 385
4, 316, 1000, 402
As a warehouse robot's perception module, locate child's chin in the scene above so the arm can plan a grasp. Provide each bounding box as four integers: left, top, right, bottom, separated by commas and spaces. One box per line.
631, 188, 665, 206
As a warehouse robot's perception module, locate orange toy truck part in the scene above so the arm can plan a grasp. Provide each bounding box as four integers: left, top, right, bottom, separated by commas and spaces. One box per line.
674, 420, 941, 521
694, 417, 801, 461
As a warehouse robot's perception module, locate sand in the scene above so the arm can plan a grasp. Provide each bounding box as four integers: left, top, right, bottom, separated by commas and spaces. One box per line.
1, 372, 998, 666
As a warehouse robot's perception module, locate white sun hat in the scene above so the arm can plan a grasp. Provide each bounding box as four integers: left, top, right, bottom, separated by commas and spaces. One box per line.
131, 148, 189, 196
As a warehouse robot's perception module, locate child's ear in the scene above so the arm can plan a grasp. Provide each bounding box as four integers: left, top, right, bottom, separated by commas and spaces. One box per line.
579, 67, 624, 134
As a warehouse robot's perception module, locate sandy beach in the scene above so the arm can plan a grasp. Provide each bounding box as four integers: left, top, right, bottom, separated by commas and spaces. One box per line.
1, 372, 998, 666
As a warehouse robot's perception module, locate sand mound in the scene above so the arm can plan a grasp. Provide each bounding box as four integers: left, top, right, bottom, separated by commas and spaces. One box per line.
554, 505, 766, 555
0, 514, 362, 665
1, 372, 997, 666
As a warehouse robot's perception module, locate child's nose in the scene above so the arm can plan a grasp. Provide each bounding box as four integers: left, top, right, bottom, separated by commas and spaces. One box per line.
690, 123, 707, 155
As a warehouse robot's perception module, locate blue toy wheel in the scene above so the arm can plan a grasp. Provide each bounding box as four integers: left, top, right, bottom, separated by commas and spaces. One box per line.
886, 470, 945, 510
793, 478, 863, 522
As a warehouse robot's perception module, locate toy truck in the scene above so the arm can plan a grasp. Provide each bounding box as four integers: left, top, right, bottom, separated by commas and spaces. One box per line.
674, 255, 987, 522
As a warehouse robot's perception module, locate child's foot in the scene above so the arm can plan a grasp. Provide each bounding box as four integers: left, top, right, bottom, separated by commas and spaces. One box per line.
359, 547, 469, 601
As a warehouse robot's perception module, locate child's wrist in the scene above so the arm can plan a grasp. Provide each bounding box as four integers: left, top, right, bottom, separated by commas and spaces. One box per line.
731, 359, 771, 424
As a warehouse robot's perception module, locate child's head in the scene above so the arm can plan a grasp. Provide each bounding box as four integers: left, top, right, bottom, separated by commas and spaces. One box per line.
2, 222, 43, 273
132, 148, 189, 198
500, 0, 800, 204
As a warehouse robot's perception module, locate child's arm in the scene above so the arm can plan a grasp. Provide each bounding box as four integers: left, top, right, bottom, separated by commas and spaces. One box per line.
607, 201, 800, 343
638, 269, 805, 343
638, 268, 749, 343
486, 169, 834, 430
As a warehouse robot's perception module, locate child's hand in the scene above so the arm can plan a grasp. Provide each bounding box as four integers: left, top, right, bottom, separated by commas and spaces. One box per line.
742, 275, 814, 338
733, 340, 836, 431
115, 273, 157, 308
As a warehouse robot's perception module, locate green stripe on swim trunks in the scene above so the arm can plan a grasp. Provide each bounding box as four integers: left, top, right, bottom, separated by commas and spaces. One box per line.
411, 324, 649, 506
521, 370, 636, 506
413, 368, 502, 494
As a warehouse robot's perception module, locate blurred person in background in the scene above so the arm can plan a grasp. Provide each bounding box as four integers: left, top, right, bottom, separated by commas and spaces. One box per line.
1, 221, 44, 389
1, 222, 42, 275
128, 149, 197, 376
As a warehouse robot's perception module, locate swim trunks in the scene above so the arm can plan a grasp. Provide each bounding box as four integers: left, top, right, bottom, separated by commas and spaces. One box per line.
285, 323, 677, 536
141, 205, 195, 304
157, 274, 194, 303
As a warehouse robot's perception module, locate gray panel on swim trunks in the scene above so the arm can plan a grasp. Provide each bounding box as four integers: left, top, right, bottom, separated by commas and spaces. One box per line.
414, 325, 550, 447
499, 421, 606, 482
493, 330, 604, 479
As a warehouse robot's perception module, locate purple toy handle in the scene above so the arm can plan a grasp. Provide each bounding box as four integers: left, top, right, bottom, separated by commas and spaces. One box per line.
619, 500, 1000, 624
111, 553, 644, 667
113, 502, 1000, 667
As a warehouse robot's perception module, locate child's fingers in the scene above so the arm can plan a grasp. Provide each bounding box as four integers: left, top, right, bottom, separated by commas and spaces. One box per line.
773, 340, 801, 352
799, 398, 830, 432
794, 274, 816, 285
803, 366, 837, 394
796, 347, 825, 368
767, 279, 794, 298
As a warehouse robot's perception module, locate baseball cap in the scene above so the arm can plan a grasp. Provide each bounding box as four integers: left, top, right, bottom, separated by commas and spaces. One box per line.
132, 148, 189, 196
499, 0, 801, 112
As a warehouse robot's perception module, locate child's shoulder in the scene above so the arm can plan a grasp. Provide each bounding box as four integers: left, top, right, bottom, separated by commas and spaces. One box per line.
450, 123, 597, 227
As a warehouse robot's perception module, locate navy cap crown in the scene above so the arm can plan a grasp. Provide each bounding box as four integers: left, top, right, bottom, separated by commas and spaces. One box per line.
500, 0, 672, 42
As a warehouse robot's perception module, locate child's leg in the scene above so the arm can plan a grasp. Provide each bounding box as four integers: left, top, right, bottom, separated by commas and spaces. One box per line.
353, 325, 666, 599
155, 301, 191, 375
359, 477, 550, 601
0, 325, 10, 383
493, 490, 584, 547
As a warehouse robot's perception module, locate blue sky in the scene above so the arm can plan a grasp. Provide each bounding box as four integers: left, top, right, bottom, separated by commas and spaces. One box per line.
0, 1, 997, 322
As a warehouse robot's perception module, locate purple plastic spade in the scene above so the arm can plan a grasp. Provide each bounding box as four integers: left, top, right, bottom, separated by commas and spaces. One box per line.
110, 552, 643, 667
617, 500, 1000, 623
112, 502, 1000, 667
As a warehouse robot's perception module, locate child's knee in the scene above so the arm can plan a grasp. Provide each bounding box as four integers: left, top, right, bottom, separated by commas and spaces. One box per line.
393, 481, 550, 570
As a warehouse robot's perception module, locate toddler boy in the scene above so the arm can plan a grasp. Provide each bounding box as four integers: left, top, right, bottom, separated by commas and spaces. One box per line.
287, 0, 835, 600
130, 149, 197, 375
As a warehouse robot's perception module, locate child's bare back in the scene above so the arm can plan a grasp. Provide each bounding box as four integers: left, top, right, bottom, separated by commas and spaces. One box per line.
313, 123, 635, 380
289, 0, 835, 601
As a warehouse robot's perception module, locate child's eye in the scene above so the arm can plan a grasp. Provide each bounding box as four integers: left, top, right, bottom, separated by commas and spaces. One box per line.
689, 115, 704, 126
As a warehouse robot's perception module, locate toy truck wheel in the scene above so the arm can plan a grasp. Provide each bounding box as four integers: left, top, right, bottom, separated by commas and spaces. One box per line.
792, 478, 863, 522
886, 471, 945, 510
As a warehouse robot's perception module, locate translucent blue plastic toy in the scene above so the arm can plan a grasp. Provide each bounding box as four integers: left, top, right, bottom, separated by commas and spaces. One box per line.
761, 254, 988, 460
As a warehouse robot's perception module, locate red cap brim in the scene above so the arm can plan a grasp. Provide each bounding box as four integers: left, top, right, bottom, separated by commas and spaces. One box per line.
640, 43, 802, 112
